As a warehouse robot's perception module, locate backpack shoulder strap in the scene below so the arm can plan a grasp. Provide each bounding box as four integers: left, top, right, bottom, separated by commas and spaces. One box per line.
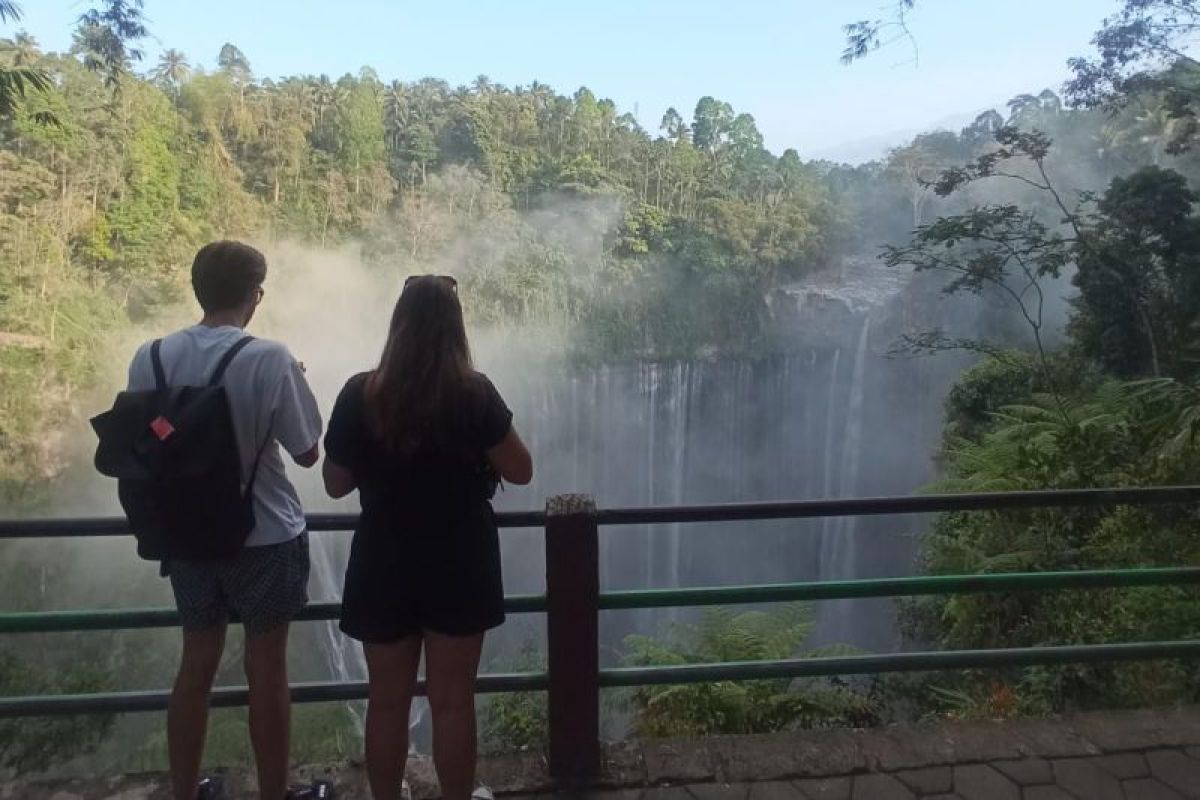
208, 336, 256, 387
243, 410, 275, 499
150, 339, 166, 391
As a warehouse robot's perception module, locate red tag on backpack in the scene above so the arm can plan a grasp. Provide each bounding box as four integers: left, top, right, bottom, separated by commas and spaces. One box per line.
149, 416, 176, 441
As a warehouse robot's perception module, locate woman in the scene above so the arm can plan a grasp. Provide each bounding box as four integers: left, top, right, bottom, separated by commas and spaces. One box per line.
323, 275, 533, 800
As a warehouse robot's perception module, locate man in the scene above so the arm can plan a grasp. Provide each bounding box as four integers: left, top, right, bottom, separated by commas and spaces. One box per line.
127, 241, 329, 800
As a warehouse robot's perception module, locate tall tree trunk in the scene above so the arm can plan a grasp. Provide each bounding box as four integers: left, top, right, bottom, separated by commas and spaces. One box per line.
1138, 302, 1163, 377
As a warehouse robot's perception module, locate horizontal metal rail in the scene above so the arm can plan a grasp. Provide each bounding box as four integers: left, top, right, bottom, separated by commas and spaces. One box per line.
599, 640, 1200, 687
6, 639, 1198, 717
0, 509, 545, 538
6, 568, 1195, 635
598, 567, 1200, 609
0, 672, 550, 718
593, 486, 1200, 526
0, 594, 547, 634
307, 510, 546, 531
3, 486, 1198, 538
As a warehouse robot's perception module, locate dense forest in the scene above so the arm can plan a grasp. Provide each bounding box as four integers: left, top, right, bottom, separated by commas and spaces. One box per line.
0, 7, 850, 498
4, 0, 1200, 498
848, 0, 1200, 720
3, 0, 1200, 769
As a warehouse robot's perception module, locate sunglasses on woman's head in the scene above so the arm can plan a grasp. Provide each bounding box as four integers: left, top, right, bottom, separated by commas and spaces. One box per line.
404, 274, 458, 293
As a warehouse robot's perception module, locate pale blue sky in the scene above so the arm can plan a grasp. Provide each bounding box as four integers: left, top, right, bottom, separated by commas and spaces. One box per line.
15, 0, 1114, 162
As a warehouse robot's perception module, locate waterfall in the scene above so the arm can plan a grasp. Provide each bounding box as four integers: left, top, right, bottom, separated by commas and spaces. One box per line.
310, 530, 431, 752
819, 317, 872, 640
309, 275, 954, 727
645, 363, 658, 586
837, 317, 872, 552
818, 349, 842, 561
309, 536, 366, 736
667, 361, 687, 592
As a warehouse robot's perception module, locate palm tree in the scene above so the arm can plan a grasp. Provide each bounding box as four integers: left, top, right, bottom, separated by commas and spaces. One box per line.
7, 30, 38, 66
1037, 88, 1063, 115
961, 109, 1004, 148
279, 77, 317, 127
384, 79, 407, 152
152, 48, 191, 88
471, 74, 494, 96
312, 76, 336, 125
528, 80, 553, 126
660, 107, 690, 144
0, 2, 52, 123
217, 42, 251, 84
1006, 93, 1041, 127
1133, 103, 1188, 165
1093, 120, 1131, 170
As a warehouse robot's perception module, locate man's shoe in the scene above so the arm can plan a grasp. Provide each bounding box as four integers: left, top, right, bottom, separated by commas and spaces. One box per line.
285, 778, 335, 799
196, 777, 225, 800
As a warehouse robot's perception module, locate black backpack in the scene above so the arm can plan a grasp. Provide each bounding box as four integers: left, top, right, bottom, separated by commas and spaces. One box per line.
91, 336, 267, 562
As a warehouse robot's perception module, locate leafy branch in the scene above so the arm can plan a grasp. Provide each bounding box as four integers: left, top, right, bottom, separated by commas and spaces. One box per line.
76, 0, 147, 92
884, 204, 1069, 390
0, 1, 54, 124
887, 330, 1023, 362
841, 0, 919, 66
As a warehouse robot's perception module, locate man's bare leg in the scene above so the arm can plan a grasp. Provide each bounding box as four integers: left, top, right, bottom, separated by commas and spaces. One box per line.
245, 623, 291, 800
169, 625, 228, 800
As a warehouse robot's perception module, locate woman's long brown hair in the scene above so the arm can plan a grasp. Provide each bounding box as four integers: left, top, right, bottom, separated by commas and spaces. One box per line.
365, 276, 473, 452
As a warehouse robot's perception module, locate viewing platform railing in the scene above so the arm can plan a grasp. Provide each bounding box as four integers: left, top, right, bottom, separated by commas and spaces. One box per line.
1, 485, 1199, 787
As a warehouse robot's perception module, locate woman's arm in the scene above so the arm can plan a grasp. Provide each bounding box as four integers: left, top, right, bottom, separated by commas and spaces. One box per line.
322, 457, 357, 498
487, 428, 533, 485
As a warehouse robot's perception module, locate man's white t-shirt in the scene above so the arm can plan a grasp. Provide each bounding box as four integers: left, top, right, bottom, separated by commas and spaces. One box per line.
127, 325, 323, 548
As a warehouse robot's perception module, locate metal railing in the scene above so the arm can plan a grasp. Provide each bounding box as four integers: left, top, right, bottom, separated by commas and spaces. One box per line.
0, 485, 1198, 787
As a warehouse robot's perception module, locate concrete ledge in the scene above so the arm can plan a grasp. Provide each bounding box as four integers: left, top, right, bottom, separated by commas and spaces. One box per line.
7, 705, 1200, 798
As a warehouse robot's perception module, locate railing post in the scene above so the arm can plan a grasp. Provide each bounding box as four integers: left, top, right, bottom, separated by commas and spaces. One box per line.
545, 493, 600, 787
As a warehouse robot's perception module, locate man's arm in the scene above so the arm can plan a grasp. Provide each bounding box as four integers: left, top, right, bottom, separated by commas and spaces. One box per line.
294, 445, 319, 468
270, 349, 323, 469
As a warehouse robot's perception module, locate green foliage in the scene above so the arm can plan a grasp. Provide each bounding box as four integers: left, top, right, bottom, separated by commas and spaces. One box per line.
621, 605, 877, 737
884, 65, 1200, 717
0, 3, 55, 125
480, 691, 547, 753
841, 1, 917, 65
75, 0, 147, 91
479, 643, 547, 753
1072, 166, 1200, 379
942, 352, 1040, 443
0, 652, 113, 772
908, 363, 1200, 715
7, 4, 1200, 754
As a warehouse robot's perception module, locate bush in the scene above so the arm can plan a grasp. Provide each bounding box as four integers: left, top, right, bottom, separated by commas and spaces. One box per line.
621, 605, 878, 737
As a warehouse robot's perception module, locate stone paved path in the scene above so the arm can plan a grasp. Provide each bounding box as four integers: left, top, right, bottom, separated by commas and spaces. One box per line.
8, 706, 1200, 798
521, 749, 1200, 798
507, 706, 1200, 800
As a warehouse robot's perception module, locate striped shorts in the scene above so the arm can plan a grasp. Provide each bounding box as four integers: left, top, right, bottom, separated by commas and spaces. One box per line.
166, 533, 310, 633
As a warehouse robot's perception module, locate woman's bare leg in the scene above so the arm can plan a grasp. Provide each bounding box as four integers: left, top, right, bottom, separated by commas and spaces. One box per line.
423, 631, 485, 800
364, 637, 423, 800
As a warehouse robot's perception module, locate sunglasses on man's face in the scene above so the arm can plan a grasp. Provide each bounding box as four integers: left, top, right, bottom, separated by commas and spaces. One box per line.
404, 274, 458, 293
